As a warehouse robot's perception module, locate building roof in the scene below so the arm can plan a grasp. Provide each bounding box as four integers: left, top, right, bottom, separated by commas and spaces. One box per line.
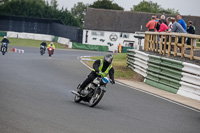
84, 8, 200, 34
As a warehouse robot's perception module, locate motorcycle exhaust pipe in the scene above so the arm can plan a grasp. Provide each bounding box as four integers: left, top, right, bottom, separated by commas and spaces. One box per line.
71, 91, 81, 96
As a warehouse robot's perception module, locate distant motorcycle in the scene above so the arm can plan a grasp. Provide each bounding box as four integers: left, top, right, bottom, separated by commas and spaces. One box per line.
71, 72, 110, 107
1, 43, 7, 55
40, 46, 45, 55
48, 47, 54, 57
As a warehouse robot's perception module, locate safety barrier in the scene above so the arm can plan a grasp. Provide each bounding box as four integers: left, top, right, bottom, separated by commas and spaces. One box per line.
72, 42, 108, 52
127, 49, 200, 101
12, 48, 24, 53
144, 32, 200, 60
6, 31, 71, 45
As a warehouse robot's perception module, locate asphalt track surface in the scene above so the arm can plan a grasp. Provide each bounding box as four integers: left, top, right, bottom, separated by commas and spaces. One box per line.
0, 47, 199, 133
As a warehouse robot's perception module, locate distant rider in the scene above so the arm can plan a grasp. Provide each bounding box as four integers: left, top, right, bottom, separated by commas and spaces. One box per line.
78, 54, 115, 94
1, 36, 9, 52
40, 41, 47, 51
47, 42, 55, 52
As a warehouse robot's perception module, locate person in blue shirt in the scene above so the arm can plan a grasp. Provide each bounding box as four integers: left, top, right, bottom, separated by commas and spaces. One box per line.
177, 14, 187, 31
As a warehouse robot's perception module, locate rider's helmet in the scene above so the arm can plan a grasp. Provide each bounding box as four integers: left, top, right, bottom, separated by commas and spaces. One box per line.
103, 54, 113, 65
51, 42, 54, 45
4, 36, 7, 38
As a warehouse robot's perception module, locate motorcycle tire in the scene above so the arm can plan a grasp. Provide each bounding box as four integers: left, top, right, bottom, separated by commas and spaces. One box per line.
2, 48, 5, 55
49, 54, 51, 57
74, 95, 82, 103
89, 88, 104, 107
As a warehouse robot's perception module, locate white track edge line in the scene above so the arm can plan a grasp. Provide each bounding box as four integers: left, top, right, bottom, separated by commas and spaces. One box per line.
78, 56, 200, 113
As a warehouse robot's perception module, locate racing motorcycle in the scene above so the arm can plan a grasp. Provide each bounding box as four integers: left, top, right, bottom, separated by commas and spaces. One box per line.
1, 43, 7, 55
40, 46, 45, 55
48, 47, 54, 57
71, 72, 110, 107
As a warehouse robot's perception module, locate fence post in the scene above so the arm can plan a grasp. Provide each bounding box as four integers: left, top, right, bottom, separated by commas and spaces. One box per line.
156, 35, 159, 52
163, 36, 167, 56
168, 36, 172, 57
174, 36, 178, 57
159, 35, 163, 54
190, 39, 194, 60
145, 34, 150, 51
181, 36, 185, 58
153, 35, 156, 52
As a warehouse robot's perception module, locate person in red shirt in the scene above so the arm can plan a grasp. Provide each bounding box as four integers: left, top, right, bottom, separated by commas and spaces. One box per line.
158, 20, 168, 32
146, 16, 157, 32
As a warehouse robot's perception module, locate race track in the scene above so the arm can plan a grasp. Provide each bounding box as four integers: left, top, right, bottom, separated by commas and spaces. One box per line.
0, 47, 199, 133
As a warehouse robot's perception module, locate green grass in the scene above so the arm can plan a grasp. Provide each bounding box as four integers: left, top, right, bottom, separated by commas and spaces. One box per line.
0, 37, 67, 49
86, 53, 136, 79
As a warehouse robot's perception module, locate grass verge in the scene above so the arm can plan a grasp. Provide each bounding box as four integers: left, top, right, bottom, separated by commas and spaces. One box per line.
0, 37, 67, 49
84, 53, 144, 81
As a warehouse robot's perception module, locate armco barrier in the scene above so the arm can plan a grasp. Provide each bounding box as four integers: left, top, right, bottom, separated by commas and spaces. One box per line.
72, 42, 108, 52
127, 49, 200, 100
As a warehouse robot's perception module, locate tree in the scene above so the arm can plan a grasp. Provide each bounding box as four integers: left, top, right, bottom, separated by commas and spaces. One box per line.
89, 0, 124, 10
71, 2, 88, 27
0, 0, 80, 27
131, 0, 179, 15
0, 0, 9, 5
50, 0, 58, 10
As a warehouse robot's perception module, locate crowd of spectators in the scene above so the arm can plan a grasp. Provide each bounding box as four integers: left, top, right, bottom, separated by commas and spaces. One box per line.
146, 14, 196, 46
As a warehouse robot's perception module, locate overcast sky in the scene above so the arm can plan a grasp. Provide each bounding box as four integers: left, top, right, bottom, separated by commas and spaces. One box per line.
47, 0, 200, 16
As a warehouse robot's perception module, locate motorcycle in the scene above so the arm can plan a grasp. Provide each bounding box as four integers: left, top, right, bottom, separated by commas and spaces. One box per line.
48, 47, 54, 57
1, 43, 7, 55
71, 73, 110, 107
40, 46, 45, 55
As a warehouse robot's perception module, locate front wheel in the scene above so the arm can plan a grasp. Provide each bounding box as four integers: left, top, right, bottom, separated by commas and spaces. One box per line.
49, 54, 51, 57
74, 95, 82, 103
89, 88, 104, 107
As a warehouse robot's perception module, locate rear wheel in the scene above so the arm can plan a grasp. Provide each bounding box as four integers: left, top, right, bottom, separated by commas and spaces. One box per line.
89, 88, 104, 107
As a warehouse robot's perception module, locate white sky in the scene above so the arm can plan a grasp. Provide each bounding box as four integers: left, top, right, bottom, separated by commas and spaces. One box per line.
47, 0, 200, 16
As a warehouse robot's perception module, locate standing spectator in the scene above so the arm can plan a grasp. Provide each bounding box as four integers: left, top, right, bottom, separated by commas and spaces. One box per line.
168, 17, 187, 52
167, 17, 173, 31
146, 16, 157, 32
161, 15, 167, 25
177, 14, 187, 31
158, 20, 168, 32
187, 21, 195, 45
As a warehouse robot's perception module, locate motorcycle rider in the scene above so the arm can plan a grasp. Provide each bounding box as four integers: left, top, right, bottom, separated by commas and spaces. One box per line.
40, 41, 47, 51
1, 36, 9, 52
47, 42, 55, 52
78, 54, 115, 94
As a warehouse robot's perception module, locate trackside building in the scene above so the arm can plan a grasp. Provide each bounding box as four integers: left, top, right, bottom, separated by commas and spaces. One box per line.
83, 8, 200, 52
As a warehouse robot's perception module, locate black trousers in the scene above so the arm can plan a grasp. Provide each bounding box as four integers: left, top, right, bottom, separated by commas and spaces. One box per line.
80, 71, 99, 90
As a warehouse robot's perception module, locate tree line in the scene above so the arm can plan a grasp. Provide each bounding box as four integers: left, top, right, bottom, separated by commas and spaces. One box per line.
0, 0, 179, 28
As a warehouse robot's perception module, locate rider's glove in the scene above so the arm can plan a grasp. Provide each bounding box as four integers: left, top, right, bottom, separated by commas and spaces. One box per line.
95, 69, 99, 74
110, 80, 115, 84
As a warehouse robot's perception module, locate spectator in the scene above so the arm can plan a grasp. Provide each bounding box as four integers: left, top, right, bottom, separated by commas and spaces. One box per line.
155, 15, 159, 22
168, 17, 187, 52
169, 17, 187, 33
161, 15, 167, 25
146, 16, 157, 32
167, 17, 173, 31
177, 14, 187, 31
158, 20, 168, 32
187, 21, 195, 45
